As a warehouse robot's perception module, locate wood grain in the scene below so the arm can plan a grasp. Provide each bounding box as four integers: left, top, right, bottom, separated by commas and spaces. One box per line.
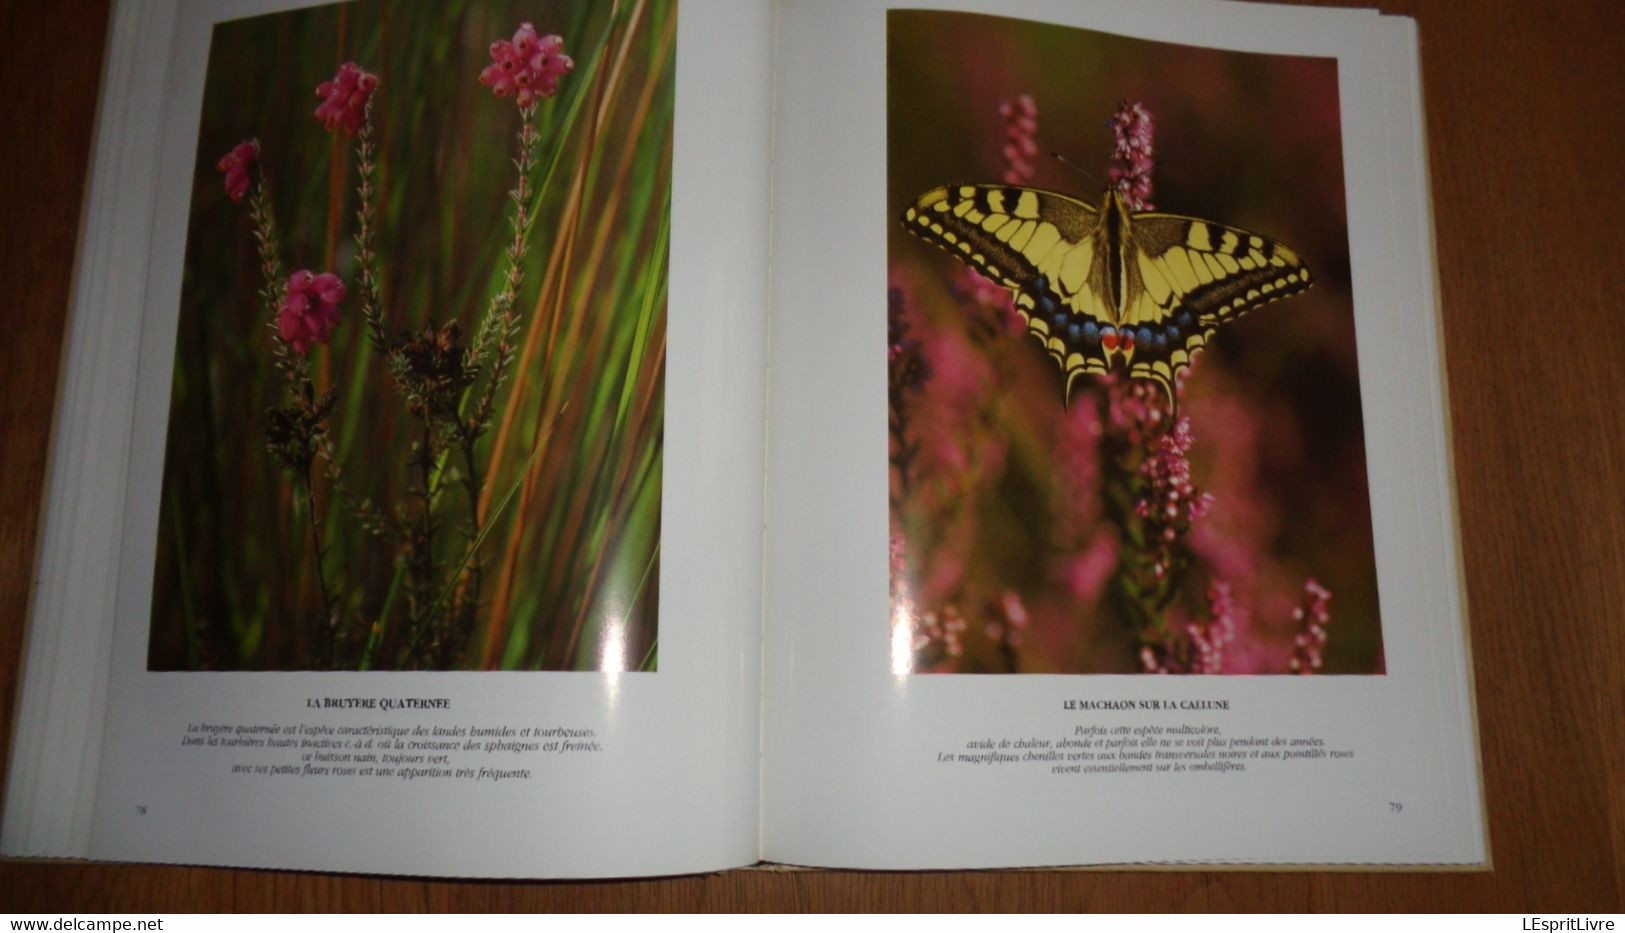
2, 0, 1621, 912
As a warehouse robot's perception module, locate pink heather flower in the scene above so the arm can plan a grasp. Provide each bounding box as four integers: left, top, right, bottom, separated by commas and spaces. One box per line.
314, 62, 378, 135
939, 606, 968, 658
1136, 417, 1212, 529
994, 591, 1029, 648
1188, 581, 1238, 673
1108, 100, 1155, 211
924, 335, 991, 413
911, 606, 968, 660
963, 266, 1011, 314
998, 94, 1039, 185
277, 270, 346, 355
1062, 530, 1117, 603
480, 23, 573, 108
1000, 591, 1029, 630
216, 140, 258, 203
1142, 581, 1241, 675
1185, 393, 1273, 588
962, 94, 1042, 313
1051, 403, 1102, 538
889, 533, 908, 578
1289, 578, 1333, 674
1104, 376, 1166, 441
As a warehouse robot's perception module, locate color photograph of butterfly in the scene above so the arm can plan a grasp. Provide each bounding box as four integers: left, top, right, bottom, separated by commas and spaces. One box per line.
886, 10, 1384, 675
902, 183, 1314, 412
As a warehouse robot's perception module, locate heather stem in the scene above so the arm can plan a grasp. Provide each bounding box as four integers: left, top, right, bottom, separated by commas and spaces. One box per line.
300, 470, 336, 667
445, 103, 541, 665
469, 103, 540, 428
314, 432, 395, 542
1096, 382, 1193, 663
447, 438, 483, 662
411, 422, 439, 667
250, 173, 345, 666
248, 180, 303, 389
1098, 420, 1163, 646
355, 98, 388, 354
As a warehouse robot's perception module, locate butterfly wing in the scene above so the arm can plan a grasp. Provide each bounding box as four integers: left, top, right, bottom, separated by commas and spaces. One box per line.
902, 184, 1098, 299
902, 183, 1313, 406
904, 184, 1126, 402
1119, 211, 1313, 396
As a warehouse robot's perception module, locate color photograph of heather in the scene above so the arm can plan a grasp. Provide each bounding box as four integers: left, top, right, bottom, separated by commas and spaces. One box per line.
887, 11, 1382, 674
148, 0, 674, 671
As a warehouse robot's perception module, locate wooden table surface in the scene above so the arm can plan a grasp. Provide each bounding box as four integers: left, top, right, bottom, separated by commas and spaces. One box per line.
2, 0, 1621, 913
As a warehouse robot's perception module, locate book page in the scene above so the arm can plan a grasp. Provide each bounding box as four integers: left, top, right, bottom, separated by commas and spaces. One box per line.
762, 0, 1484, 868
45, 0, 771, 877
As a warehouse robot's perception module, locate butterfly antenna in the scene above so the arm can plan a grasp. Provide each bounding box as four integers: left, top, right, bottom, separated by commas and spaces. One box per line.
1051, 152, 1106, 190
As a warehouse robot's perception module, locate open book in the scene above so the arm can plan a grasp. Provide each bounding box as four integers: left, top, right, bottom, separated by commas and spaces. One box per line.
2, 0, 1485, 875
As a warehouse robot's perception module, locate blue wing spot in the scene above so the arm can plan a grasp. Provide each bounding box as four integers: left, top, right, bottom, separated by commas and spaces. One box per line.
1034, 288, 1060, 318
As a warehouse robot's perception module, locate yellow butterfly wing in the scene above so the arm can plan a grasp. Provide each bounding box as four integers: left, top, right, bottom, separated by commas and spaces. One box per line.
902, 183, 1313, 406
1120, 208, 1314, 391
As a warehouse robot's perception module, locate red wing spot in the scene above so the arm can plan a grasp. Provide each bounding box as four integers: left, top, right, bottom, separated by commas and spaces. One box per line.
1102, 334, 1120, 351
1122, 334, 1136, 351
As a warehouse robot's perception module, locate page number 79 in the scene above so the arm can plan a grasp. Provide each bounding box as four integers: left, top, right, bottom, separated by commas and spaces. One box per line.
1388, 802, 1403, 813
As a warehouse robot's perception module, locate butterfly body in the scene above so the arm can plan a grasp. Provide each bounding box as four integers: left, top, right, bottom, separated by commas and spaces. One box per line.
902, 184, 1312, 407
